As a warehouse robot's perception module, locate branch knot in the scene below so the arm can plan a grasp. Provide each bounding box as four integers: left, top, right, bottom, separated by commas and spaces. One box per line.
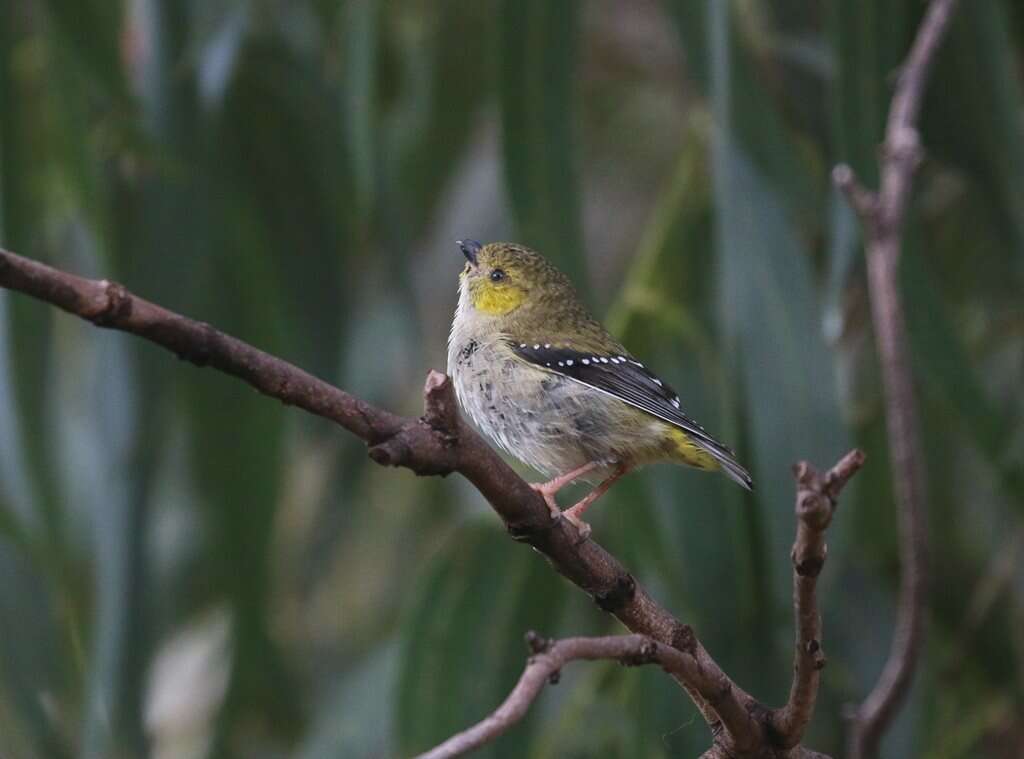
93, 280, 132, 326
620, 638, 659, 667
366, 372, 463, 476
422, 370, 460, 444
593, 572, 636, 613
671, 623, 697, 655
883, 126, 923, 168
525, 630, 551, 655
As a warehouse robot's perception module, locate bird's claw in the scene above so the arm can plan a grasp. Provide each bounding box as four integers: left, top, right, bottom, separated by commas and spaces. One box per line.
530, 483, 591, 539
561, 506, 592, 541
530, 482, 561, 518
563, 512, 592, 541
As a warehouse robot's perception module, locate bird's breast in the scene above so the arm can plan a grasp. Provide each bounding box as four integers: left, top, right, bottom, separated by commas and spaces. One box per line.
447, 329, 660, 478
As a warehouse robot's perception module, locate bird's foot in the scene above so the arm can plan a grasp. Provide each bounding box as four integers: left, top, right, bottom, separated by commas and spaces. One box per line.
529, 483, 592, 540
530, 461, 600, 518
530, 482, 562, 520
560, 505, 592, 540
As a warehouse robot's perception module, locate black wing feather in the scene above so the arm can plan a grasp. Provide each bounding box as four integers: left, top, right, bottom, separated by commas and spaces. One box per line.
510, 342, 752, 488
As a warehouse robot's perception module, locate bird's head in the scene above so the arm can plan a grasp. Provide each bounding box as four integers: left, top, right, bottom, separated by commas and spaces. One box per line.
455, 240, 571, 319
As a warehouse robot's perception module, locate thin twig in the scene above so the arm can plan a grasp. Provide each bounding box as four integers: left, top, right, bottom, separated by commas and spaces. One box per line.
769, 450, 866, 748
832, 0, 961, 756
0, 246, 760, 754
416, 633, 686, 759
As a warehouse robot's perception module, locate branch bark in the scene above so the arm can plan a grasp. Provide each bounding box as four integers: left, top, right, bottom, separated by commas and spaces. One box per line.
769, 451, 866, 748
0, 246, 863, 757
832, 0, 961, 755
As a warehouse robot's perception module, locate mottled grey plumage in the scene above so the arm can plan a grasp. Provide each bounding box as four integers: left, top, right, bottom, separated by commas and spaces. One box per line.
448, 326, 654, 482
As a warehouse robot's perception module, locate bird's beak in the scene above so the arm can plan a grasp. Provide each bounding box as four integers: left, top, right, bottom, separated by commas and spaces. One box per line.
457, 239, 481, 267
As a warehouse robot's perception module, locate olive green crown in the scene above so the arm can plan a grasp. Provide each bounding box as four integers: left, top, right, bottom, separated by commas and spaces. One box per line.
474, 242, 625, 355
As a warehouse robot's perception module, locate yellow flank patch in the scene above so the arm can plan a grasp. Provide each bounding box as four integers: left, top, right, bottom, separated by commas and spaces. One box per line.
668, 428, 718, 470
472, 282, 527, 315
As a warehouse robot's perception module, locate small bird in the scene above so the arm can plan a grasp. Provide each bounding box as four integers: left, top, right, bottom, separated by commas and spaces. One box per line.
447, 240, 751, 535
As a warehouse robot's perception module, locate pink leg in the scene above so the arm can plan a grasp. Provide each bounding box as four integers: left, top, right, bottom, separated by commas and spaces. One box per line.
530, 460, 602, 517
562, 464, 631, 538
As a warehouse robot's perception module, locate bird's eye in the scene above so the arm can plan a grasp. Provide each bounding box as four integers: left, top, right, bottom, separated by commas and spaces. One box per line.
490, 269, 506, 283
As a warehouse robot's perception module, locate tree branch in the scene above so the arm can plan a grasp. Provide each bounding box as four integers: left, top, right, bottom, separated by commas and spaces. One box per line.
417, 450, 866, 759
0, 246, 867, 757
414, 632, 690, 759
0, 246, 762, 753
0, 246, 408, 445
769, 450, 866, 748
832, 0, 961, 755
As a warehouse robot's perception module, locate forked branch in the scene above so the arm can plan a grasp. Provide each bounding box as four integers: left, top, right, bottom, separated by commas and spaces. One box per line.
769, 451, 866, 748
832, 0, 961, 755
417, 452, 864, 759
415, 632, 687, 759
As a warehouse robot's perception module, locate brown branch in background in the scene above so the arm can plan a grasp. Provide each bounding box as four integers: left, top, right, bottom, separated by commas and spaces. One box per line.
415, 632, 688, 759
769, 451, 866, 748
832, 0, 961, 756
0, 247, 868, 757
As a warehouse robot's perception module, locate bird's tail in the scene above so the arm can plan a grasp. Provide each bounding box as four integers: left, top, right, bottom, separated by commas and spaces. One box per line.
706, 444, 754, 491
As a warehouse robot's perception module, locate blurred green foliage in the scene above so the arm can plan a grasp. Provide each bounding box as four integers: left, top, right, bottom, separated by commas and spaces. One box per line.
1, 1, 1023, 757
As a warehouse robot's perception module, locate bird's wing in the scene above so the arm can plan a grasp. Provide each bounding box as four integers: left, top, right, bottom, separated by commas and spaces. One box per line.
509, 341, 752, 489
